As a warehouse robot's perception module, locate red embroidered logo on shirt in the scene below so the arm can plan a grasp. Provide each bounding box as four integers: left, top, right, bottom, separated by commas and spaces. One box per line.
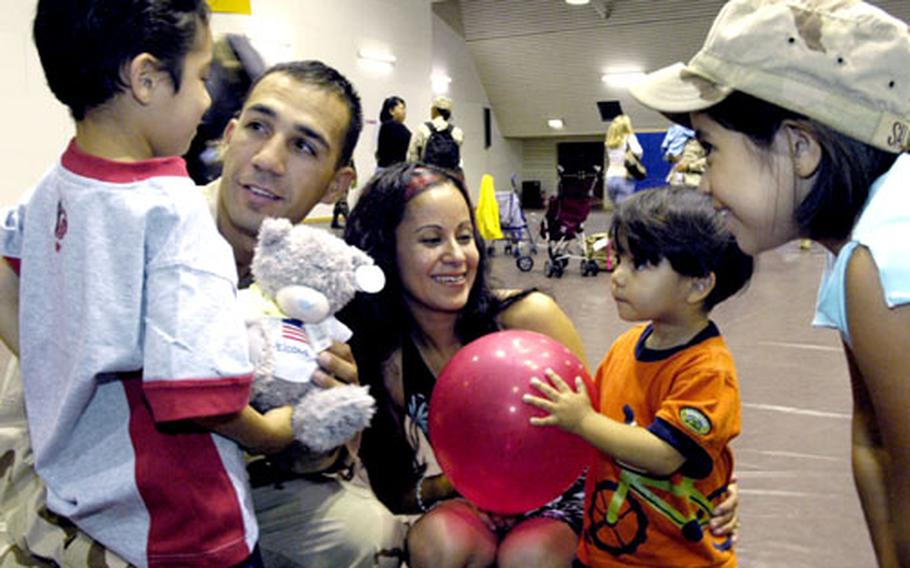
54, 200, 68, 252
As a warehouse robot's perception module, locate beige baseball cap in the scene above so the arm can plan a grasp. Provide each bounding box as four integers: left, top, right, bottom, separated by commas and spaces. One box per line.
629, 0, 910, 153
432, 95, 453, 112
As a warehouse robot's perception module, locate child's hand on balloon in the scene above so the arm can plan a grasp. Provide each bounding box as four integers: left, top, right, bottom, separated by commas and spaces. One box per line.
523, 368, 595, 435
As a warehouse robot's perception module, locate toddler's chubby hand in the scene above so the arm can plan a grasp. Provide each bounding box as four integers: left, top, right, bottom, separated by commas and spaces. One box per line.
522, 368, 593, 435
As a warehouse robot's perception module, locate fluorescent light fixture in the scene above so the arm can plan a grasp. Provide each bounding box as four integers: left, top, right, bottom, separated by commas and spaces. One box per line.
565, 0, 590, 4
601, 71, 646, 88
431, 73, 452, 95
357, 49, 396, 65
548, 118, 565, 129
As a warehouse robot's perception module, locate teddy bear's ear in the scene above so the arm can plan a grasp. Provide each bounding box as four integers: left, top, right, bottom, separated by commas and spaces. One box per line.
355, 265, 385, 293
257, 217, 293, 249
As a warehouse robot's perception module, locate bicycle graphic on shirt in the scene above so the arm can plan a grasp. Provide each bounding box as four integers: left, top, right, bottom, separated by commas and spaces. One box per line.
585, 467, 734, 556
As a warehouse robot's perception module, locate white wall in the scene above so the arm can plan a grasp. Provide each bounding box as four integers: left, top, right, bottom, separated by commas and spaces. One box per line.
1, 1, 521, 217
430, 12, 522, 201
0, 2, 73, 205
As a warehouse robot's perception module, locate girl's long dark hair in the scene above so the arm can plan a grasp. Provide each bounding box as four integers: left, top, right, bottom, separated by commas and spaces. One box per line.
340, 162, 500, 511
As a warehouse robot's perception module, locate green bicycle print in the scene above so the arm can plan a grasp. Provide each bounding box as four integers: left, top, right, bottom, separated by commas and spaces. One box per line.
585, 467, 733, 556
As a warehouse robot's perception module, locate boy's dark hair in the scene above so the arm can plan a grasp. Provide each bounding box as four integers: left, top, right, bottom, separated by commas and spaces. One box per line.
379, 96, 405, 122
250, 61, 363, 168
34, 0, 210, 121
610, 187, 753, 312
703, 91, 897, 243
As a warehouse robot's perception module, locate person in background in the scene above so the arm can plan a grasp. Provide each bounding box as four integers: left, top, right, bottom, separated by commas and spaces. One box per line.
184, 33, 265, 185
407, 96, 464, 172
604, 114, 643, 207
629, 0, 910, 563
668, 138, 708, 188
376, 96, 411, 171
660, 122, 696, 164
526, 187, 753, 567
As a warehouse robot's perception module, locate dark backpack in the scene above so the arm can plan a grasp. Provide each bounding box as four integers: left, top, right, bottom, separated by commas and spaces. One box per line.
422, 121, 460, 169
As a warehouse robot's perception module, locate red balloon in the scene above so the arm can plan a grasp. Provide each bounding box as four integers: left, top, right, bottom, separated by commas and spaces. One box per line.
429, 330, 595, 515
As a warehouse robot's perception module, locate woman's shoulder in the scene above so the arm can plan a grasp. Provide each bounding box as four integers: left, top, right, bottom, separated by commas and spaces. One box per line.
494, 289, 553, 320
494, 288, 589, 366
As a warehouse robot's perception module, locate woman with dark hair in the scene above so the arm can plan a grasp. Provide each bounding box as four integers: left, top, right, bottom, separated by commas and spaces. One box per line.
375, 96, 411, 169
341, 162, 739, 567
629, 1, 910, 563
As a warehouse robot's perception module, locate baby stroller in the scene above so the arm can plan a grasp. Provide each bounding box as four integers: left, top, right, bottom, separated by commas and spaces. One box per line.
540, 166, 609, 278
489, 174, 538, 272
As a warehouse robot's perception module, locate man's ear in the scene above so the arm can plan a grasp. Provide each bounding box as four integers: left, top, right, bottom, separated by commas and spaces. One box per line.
783, 121, 822, 179
222, 117, 239, 144
125, 53, 163, 105
687, 273, 716, 305
321, 165, 355, 204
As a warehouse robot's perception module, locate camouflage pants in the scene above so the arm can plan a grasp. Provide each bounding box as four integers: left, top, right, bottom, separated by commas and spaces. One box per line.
0, 359, 130, 568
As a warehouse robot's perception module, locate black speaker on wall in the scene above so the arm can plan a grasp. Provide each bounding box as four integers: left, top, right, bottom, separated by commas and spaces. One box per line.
597, 100, 623, 121
483, 107, 491, 149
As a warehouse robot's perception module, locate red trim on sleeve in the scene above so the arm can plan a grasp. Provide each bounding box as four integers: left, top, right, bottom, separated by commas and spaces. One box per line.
3, 257, 20, 276
61, 139, 189, 183
143, 374, 253, 423
123, 375, 251, 567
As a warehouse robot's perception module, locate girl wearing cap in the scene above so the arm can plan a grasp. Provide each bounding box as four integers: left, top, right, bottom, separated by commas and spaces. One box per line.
629, 1, 910, 564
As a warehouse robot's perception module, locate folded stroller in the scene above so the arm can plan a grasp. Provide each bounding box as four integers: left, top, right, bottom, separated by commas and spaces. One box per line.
490, 174, 538, 272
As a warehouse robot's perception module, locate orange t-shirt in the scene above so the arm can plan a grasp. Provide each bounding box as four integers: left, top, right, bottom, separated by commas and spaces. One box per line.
577, 322, 739, 567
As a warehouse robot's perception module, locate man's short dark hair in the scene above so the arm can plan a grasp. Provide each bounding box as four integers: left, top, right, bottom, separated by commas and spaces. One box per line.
250, 61, 363, 169
34, 0, 210, 121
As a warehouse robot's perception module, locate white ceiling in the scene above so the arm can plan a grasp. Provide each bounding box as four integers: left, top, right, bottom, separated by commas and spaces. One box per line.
439, 0, 910, 137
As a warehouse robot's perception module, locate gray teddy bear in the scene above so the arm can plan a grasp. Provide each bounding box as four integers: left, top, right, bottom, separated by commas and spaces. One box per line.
241, 218, 384, 471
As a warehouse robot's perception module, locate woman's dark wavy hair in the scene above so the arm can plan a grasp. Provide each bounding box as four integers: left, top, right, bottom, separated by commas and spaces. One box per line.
703, 91, 897, 242
339, 162, 499, 511
379, 96, 405, 123
611, 187, 753, 312
34, 0, 210, 121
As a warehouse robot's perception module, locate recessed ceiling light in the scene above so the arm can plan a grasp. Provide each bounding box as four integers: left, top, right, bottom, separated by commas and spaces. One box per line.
565, 0, 590, 5
431, 73, 452, 94
601, 71, 646, 87
548, 118, 565, 129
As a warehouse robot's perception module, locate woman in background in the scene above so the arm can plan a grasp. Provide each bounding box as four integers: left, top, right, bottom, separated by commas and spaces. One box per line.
604, 114, 643, 207
376, 96, 411, 170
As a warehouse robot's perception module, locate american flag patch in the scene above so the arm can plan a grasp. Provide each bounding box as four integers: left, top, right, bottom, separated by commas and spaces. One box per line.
281, 320, 310, 345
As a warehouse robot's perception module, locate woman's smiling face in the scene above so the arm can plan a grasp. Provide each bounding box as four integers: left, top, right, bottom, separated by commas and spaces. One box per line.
395, 182, 480, 316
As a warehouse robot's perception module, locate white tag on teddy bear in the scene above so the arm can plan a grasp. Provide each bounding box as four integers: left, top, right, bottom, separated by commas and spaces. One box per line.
302, 320, 333, 353
270, 318, 319, 384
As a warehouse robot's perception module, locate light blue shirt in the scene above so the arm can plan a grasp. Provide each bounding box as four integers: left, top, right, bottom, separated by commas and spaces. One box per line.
660, 124, 695, 160
813, 153, 910, 346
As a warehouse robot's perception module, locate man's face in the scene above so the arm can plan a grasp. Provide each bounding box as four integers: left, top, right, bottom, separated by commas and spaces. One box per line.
219, 72, 353, 237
